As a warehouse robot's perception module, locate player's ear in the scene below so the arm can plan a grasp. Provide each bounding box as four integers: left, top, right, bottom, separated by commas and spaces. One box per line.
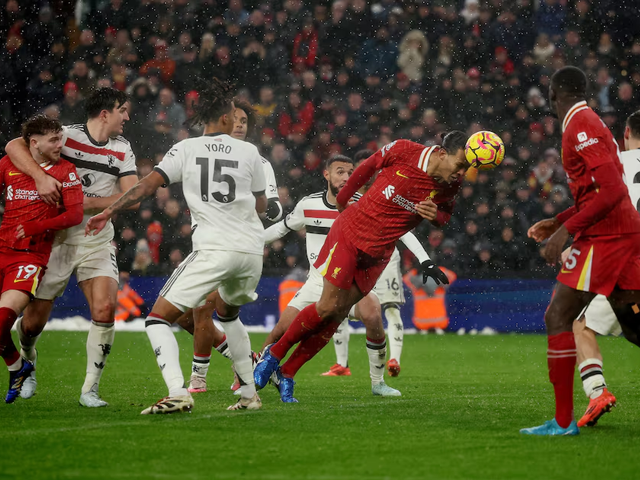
323, 169, 330, 181
624, 125, 630, 141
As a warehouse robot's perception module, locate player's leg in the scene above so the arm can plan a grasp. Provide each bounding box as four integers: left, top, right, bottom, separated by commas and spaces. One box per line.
0, 289, 34, 403
15, 298, 54, 398
384, 303, 404, 377
607, 288, 640, 347
357, 294, 401, 397
141, 295, 194, 414
77, 275, 118, 407
521, 283, 594, 435
321, 318, 351, 376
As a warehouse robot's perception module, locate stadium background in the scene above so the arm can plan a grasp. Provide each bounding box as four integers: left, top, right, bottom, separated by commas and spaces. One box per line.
1, 0, 639, 330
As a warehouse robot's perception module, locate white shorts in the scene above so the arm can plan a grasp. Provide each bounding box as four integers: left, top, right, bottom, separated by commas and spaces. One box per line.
583, 295, 622, 336
372, 249, 405, 306
287, 269, 324, 311
36, 241, 119, 300
160, 250, 262, 312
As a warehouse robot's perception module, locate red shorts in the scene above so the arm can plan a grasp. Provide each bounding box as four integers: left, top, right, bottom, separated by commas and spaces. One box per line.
314, 216, 389, 295
0, 251, 47, 298
557, 234, 640, 296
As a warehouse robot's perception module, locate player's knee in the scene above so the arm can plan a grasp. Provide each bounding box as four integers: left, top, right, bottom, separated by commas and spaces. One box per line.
91, 299, 117, 323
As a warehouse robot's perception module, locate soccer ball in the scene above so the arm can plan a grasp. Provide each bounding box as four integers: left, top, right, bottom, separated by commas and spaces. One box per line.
465, 131, 505, 170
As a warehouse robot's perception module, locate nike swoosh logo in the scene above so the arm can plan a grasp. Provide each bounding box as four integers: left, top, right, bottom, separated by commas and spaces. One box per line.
560, 268, 572, 274
8, 172, 22, 176
396, 170, 409, 178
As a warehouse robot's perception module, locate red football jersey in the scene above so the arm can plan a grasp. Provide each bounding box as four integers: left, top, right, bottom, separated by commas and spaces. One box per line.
0, 155, 83, 256
561, 101, 640, 237
340, 141, 461, 258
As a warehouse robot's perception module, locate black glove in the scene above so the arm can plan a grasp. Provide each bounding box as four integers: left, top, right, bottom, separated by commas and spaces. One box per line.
420, 260, 449, 285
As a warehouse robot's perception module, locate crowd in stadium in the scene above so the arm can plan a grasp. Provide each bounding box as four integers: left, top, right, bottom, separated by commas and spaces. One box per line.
1, 0, 639, 279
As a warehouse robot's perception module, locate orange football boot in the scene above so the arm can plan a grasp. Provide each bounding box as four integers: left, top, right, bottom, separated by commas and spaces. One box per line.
321, 364, 351, 376
577, 388, 617, 427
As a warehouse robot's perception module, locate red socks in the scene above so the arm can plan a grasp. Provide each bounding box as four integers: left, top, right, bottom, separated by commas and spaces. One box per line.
271, 304, 324, 360
0, 307, 19, 366
548, 331, 577, 428
280, 320, 341, 378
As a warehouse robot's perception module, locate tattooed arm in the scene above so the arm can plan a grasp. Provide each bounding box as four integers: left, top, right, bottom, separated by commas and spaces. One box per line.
85, 171, 165, 236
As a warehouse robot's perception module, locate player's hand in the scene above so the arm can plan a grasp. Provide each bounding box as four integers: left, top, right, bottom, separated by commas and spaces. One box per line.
528, 218, 560, 242
85, 211, 110, 236
35, 174, 62, 206
560, 247, 571, 265
416, 199, 437, 221
420, 260, 449, 285
542, 224, 570, 265
16, 225, 25, 240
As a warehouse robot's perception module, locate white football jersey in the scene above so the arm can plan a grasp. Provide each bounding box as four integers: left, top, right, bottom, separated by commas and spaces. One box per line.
262, 156, 278, 200
621, 148, 640, 212
156, 133, 266, 254
58, 124, 137, 245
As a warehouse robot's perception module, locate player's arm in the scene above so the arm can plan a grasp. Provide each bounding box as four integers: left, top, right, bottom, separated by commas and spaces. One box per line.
252, 148, 268, 215
5, 137, 61, 205
336, 148, 389, 211
263, 159, 282, 222
83, 174, 140, 213
17, 167, 84, 239
254, 191, 267, 215
264, 197, 306, 244
86, 171, 165, 236
398, 231, 448, 285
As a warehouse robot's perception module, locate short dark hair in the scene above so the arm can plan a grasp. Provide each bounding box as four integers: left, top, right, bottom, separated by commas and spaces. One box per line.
233, 98, 256, 132
354, 149, 374, 163
627, 110, 640, 139
551, 66, 587, 98
441, 130, 467, 153
188, 77, 235, 127
85, 87, 129, 118
325, 154, 354, 169
22, 115, 63, 143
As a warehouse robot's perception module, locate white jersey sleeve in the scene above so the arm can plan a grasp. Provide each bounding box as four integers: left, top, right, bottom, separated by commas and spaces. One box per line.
262, 157, 279, 199
283, 195, 307, 231
264, 194, 308, 244
622, 149, 640, 211
252, 152, 267, 194
155, 143, 186, 185
398, 231, 430, 263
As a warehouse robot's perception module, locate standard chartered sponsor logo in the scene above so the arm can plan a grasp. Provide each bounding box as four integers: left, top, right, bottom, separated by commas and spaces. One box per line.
14, 188, 40, 201
392, 195, 418, 214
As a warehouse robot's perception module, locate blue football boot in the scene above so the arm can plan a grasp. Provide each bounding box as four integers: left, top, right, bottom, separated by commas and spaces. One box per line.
520, 418, 579, 436
253, 344, 280, 389
275, 369, 298, 403
6, 359, 35, 404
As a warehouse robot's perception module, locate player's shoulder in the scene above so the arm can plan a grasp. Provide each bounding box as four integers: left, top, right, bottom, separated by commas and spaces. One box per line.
64, 124, 84, 132
564, 106, 606, 138
112, 134, 131, 147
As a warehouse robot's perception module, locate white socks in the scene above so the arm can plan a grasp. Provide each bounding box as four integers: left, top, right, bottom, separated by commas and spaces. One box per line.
16, 317, 39, 363
191, 354, 211, 378
366, 337, 387, 385
145, 316, 188, 397
385, 306, 404, 364
579, 358, 607, 399
82, 321, 115, 394
219, 314, 256, 399
333, 319, 350, 367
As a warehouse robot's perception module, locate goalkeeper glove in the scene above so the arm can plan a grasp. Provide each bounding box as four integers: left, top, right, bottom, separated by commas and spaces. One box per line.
420, 260, 449, 285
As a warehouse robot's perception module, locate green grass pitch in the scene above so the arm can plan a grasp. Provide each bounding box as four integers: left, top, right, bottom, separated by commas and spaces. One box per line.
1, 332, 639, 480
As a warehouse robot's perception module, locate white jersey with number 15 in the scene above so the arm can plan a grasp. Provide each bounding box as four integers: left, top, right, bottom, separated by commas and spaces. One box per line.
155, 133, 266, 255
